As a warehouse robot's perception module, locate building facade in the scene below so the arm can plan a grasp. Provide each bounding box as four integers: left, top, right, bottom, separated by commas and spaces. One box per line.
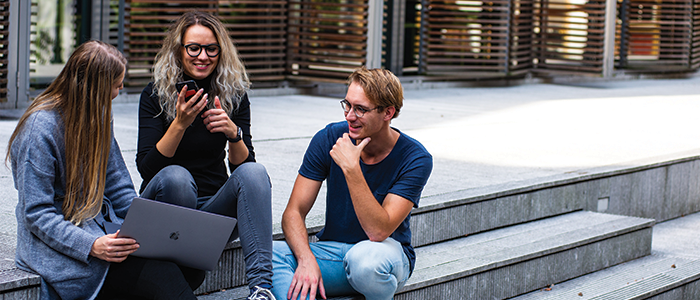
3, 0, 699, 109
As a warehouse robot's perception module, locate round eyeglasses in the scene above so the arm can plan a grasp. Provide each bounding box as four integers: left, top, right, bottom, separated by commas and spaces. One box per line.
340, 99, 382, 118
182, 43, 221, 58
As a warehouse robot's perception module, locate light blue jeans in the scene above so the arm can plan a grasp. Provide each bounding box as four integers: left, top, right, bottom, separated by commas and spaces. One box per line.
141, 163, 273, 290
271, 238, 410, 300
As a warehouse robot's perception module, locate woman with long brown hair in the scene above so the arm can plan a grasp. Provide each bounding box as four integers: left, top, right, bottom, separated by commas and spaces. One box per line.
8, 40, 200, 299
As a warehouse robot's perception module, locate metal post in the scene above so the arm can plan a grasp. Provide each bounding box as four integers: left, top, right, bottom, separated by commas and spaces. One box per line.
366, 0, 384, 69
79, 0, 91, 43
92, 0, 109, 41
386, 0, 406, 75
8, 0, 31, 108
603, 0, 617, 78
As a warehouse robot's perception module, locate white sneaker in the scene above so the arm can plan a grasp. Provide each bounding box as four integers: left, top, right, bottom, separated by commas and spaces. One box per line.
248, 286, 276, 300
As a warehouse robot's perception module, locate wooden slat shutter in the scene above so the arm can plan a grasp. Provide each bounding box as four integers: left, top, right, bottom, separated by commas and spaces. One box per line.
108, 0, 122, 47
218, 1, 287, 85
422, 0, 513, 77
533, 0, 607, 74
618, 0, 696, 71
0, 0, 8, 102
125, 1, 218, 88
286, 0, 368, 83
511, 0, 537, 74
126, 1, 286, 89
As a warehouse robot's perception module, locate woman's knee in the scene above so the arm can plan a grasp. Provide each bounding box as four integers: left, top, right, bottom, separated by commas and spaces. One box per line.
144, 165, 197, 207
157, 165, 195, 186
232, 163, 270, 187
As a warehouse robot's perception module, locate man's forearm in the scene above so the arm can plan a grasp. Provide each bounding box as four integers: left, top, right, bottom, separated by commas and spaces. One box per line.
282, 211, 316, 262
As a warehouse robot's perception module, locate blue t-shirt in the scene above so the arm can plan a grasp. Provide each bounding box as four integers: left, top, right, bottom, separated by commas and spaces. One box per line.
299, 121, 433, 272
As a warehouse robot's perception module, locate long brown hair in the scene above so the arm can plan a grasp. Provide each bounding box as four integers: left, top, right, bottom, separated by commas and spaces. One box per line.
7, 40, 126, 225
153, 10, 249, 122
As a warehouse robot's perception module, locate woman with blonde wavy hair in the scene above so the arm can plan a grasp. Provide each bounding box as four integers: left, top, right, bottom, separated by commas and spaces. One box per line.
136, 10, 275, 300
8, 40, 200, 299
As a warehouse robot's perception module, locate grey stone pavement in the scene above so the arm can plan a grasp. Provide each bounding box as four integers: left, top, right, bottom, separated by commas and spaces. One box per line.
2, 75, 700, 267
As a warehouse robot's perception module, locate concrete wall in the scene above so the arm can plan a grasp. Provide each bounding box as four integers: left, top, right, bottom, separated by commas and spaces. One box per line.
581, 158, 700, 222
409, 155, 700, 247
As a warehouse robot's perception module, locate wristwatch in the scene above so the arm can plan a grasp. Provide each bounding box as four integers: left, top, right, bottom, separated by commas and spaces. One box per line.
227, 126, 243, 143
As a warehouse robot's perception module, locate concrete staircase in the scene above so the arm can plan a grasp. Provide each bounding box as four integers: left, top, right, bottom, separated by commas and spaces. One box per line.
4, 158, 700, 299
194, 156, 700, 300
512, 254, 700, 300
201, 211, 656, 300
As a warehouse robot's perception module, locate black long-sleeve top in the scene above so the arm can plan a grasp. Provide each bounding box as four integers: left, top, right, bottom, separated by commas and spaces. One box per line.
136, 76, 255, 197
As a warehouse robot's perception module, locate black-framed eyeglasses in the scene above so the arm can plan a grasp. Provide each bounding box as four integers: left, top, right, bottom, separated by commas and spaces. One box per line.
182, 43, 221, 58
340, 99, 382, 118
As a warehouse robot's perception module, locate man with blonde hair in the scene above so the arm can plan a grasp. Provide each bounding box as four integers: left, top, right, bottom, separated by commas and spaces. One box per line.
272, 67, 433, 300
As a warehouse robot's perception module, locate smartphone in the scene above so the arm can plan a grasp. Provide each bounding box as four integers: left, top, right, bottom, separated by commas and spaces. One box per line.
176, 80, 200, 103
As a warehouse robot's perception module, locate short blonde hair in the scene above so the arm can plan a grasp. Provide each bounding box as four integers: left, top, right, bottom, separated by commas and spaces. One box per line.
347, 67, 403, 119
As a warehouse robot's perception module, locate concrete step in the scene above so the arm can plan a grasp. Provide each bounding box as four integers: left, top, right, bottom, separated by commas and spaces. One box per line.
511, 211, 700, 300
190, 154, 700, 294
0, 232, 39, 299
199, 211, 654, 300
511, 254, 700, 300
196, 183, 587, 294
0, 179, 588, 298
0, 268, 39, 300
6, 154, 700, 297
396, 211, 653, 300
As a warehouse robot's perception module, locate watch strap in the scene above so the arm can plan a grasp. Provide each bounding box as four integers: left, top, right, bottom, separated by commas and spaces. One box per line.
227, 126, 243, 143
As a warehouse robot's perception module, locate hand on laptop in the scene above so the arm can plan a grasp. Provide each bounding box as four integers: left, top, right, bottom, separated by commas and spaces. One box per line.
90, 230, 140, 262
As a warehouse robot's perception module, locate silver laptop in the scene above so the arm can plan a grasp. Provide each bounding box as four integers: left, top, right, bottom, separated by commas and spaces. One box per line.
115, 197, 237, 271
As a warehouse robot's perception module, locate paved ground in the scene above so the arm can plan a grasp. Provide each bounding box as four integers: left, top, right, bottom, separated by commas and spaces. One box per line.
2, 74, 700, 249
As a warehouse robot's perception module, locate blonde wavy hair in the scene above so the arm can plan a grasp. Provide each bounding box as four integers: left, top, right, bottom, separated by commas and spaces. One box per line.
152, 10, 250, 121
7, 40, 126, 225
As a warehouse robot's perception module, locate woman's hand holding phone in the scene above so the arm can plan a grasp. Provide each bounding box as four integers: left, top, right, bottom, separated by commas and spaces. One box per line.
176, 80, 200, 103
174, 83, 207, 128
155, 83, 208, 158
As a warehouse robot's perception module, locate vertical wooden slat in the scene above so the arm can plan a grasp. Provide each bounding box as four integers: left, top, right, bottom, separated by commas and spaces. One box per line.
510, 0, 536, 74
617, 0, 695, 71
286, 0, 369, 83
218, 0, 287, 84
109, 0, 122, 48
533, 0, 607, 74
692, 0, 700, 68
125, 0, 286, 89
125, 1, 217, 88
423, 0, 512, 76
